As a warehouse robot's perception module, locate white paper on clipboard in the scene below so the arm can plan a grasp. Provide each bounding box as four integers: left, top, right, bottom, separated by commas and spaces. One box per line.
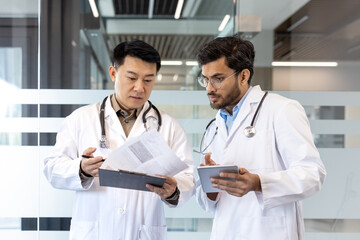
101, 129, 188, 177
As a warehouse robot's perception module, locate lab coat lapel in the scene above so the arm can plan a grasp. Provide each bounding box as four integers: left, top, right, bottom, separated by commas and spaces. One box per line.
104, 95, 127, 141
227, 85, 265, 140
215, 112, 228, 143
127, 101, 150, 138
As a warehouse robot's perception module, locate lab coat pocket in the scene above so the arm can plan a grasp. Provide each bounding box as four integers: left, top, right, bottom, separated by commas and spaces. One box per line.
239, 216, 289, 240
138, 225, 167, 240
69, 220, 98, 240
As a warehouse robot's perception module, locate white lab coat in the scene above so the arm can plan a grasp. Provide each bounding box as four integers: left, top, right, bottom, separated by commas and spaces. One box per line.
43, 96, 195, 240
196, 85, 326, 240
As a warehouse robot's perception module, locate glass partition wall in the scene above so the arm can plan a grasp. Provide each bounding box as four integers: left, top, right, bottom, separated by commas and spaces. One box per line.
241, 0, 360, 239
267, 1, 360, 239
0, 0, 40, 239
1, 0, 359, 239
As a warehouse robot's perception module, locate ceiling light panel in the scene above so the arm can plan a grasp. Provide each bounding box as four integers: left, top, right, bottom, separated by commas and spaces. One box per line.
272, 61, 338, 67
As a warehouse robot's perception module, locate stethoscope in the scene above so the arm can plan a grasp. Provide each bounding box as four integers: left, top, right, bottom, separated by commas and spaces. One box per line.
99, 96, 162, 148
194, 92, 268, 155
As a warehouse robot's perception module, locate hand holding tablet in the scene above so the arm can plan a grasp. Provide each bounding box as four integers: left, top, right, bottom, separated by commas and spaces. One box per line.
197, 165, 239, 193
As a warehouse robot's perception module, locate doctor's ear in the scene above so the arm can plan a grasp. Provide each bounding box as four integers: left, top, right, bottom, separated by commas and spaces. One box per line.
109, 65, 117, 83
238, 69, 250, 85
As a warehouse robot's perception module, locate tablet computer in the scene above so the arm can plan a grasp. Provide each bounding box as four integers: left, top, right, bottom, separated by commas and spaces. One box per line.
197, 165, 239, 193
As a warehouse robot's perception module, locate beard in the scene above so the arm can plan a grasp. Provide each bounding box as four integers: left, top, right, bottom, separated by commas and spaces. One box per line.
208, 83, 241, 110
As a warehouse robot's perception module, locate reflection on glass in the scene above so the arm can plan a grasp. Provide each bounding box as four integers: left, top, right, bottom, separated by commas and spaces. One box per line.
0, 48, 22, 145
0, 1, 39, 238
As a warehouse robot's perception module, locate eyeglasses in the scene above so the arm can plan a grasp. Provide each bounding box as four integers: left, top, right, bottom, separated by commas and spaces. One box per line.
197, 71, 239, 90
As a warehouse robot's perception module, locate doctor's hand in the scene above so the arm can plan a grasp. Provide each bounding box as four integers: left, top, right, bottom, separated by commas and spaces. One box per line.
200, 152, 217, 166
146, 176, 178, 200
80, 147, 104, 177
201, 153, 219, 201
210, 168, 262, 197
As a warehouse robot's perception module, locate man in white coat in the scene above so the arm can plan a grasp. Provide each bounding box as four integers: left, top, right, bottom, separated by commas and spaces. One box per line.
195, 36, 326, 239
43, 40, 195, 240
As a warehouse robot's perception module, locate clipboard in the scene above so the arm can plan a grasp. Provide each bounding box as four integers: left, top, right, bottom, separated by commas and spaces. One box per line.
197, 165, 238, 193
99, 168, 166, 192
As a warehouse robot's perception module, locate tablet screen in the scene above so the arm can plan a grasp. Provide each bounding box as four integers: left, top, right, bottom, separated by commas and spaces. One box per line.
197, 165, 238, 193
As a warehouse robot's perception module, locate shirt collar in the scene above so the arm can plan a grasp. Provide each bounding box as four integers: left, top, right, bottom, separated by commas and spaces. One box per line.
110, 94, 143, 118
220, 86, 252, 120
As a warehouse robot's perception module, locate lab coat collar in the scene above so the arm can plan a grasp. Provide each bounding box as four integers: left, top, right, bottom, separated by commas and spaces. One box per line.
103, 95, 116, 119
103, 95, 127, 140
128, 101, 149, 137
242, 85, 267, 107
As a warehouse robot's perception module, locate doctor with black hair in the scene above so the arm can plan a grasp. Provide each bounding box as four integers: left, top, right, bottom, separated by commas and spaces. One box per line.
195, 35, 326, 240
44, 40, 195, 240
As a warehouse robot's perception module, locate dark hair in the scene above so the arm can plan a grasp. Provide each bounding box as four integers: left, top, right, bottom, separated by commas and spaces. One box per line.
112, 39, 161, 72
197, 35, 255, 83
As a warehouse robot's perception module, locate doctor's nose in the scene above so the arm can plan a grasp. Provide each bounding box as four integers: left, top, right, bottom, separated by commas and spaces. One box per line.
206, 81, 216, 93
133, 80, 145, 93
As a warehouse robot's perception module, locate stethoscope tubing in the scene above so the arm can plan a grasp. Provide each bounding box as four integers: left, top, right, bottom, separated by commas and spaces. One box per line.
142, 100, 162, 131
100, 96, 108, 138
250, 91, 268, 127
197, 91, 268, 154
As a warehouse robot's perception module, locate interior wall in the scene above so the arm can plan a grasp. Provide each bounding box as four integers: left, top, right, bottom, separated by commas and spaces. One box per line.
272, 61, 360, 91
345, 106, 360, 148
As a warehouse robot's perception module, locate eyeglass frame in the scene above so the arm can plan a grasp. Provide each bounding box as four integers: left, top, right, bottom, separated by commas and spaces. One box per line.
197, 70, 240, 89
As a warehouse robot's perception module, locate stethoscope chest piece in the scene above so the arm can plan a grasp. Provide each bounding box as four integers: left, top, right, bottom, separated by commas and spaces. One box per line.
145, 115, 160, 131
100, 135, 109, 148
243, 91, 268, 138
244, 126, 256, 138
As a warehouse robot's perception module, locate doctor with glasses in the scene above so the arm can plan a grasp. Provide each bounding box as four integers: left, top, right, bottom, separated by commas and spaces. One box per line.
195, 35, 326, 240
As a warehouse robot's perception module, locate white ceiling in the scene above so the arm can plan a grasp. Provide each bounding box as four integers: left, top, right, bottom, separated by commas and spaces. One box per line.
237, 0, 309, 30
100, 0, 310, 33
0, 0, 38, 17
